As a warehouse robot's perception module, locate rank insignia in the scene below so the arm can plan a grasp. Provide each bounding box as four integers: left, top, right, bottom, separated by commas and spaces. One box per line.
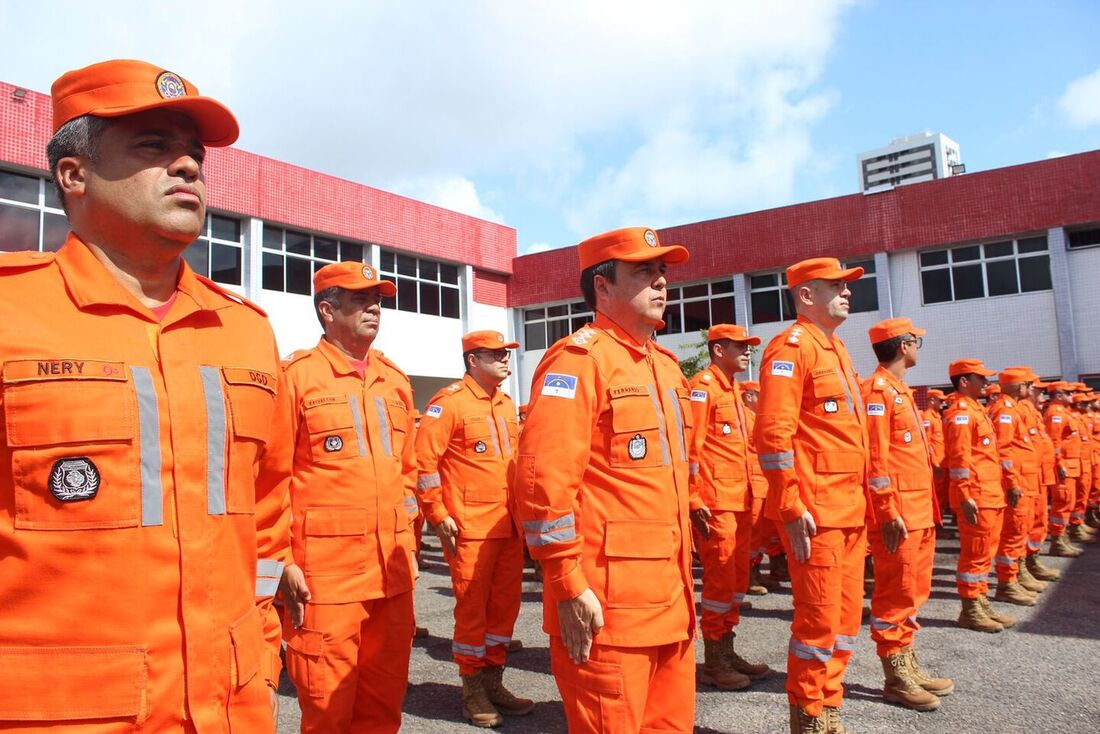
49, 457, 100, 502
628, 433, 647, 460
903, 431, 912, 443
474, 440, 488, 454
824, 399, 839, 413
722, 423, 732, 435
324, 435, 343, 452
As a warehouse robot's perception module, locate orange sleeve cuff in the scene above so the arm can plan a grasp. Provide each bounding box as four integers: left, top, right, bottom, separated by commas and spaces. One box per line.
543, 557, 589, 601
426, 504, 450, 526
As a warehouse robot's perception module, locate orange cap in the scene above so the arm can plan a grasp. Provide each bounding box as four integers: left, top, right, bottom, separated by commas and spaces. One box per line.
1032, 378, 1050, 388
462, 330, 519, 352
1073, 382, 1090, 392
740, 380, 760, 392
948, 358, 996, 378
985, 384, 1002, 394
51, 59, 238, 146
1045, 381, 1070, 393
868, 317, 925, 345
927, 389, 947, 400
706, 324, 761, 345
786, 257, 864, 289
312, 261, 397, 296
577, 227, 689, 271
998, 368, 1034, 386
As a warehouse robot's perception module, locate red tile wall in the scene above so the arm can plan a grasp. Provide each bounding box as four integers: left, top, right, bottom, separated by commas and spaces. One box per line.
472, 269, 510, 308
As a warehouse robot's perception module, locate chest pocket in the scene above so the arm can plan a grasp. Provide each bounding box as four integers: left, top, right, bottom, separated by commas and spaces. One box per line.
810, 369, 847, 417
713, 401, 739, 438
463, 417, 500, 459
382, 397, 409, 457
303, 395, 362, 462
221, 368, 276, 514
608, 388, 667, 468
3, 359, 140, 530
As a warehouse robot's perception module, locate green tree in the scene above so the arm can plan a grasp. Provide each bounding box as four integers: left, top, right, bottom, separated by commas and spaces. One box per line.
678, 329, 710, 378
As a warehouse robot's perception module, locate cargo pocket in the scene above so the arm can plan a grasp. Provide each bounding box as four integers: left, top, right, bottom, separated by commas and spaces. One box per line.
608, 391, 665, 468
0, 644, 147, 721
223, 367, 277, 514
798, 542, 840, 607
813, 451, 864, 508
229, 606, 264, 689
303, 395, 360, 462
3, 360, 140, 530
302, 507, 369, 576
552, 645, 625, 730
284, 627, 326, 699
604, 519, 679, 608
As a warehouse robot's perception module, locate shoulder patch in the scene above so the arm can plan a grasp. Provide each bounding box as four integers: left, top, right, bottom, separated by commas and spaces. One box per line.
955, 415, 970, 425
867, 403, 886, 416
541, 373, 577, 399
1051, 416, 1063, 423
425, 404, 443, 419
999, 414, 1013, 424
770, 360, 795, 378
691, 389, 708, 402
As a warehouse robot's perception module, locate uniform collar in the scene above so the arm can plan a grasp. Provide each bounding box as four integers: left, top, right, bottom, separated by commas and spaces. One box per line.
594, 312, 651, 357
872, 364, 909, 395
706, 363, 735, 392
315, 336, 384, 382
462, 373, 503, 404
794, 315, 839, 352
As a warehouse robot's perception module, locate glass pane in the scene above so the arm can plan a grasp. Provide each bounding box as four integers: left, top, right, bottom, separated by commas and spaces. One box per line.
920, 250, 948, 267
848, 278, 879, 313
781, 289, 797, 321
570, 301, 589, 314
666, 287, 681, 301
380, 249, 395, 273
524, 308, 544, 322
1017, 236, 1048, 253
0, 170, 38, 204
682, 283, 708, 299
985, 259, 1018, 296
42, 212, 69, 251
750, 273, 777, 289
921, 268, 952, 304
419, 259, 438, 282
182, 239, 209, 276
286, 257, 312, 295
314, 237, 338, 261
381, 275, 397, 310
682, 299, 709, 333
396, 253, 417, 277
571, 316, 589, 332
1067, 229, 1100, 249
262, 224, 283, 249
0, 203, 40, 252
751, 291, 781, 324
285, 229, 311, 256
710, 295, 735, 324
546, 305, 567, 318
711, 279, 734, 294
210, 243, 242, 285
951, 264, 984, 300
397, 276, 418, 312
419, 281, 440, 316
951, 245, 980, 263
340, 242, 363, 262
547, 318, 570, 343
1019, 255, 1052, 292
313, 260, 326, 274
846, 258, 875, 274
210, 215, 240, 242
44, 182, 62, 210
440, 285, 460, 319
439, 263, 459, 284
262, 252, 284, 291
983, 241, 1013, 258
525, 322, 546, 350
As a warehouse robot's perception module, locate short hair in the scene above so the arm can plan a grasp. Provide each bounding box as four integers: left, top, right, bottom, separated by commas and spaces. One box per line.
579, 259, 617, 311
462, 350, 476, 374
872, 335, 905, 364
313, 286, 343, 328
46, 115, 111, 214
950, 373, 980, 390
707, 339, 734, 358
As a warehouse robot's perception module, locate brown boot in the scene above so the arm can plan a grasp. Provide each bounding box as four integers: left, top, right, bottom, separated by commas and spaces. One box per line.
881, 653, 941, 711
1026, 553, 1061, 581
823, 706, 851, 734
864, 555, 875, 591
1069, 525, 1097, 544
701, 638, 751, 690
461, 671, 503, 728
507, 639, 524, 653
979, 595, 1017, 628
747, 565, 770, 595
414, 625, 430, 639
1087, 507, 1100, 529
721, 632, 771, 680
904, 647, 955, 696
789, 704, 829, 733
1049, 533, 1083, 558
994, 580, 1038, 606
957, 597, 1003, 633
1015, 560, 1047, 593
482, 666, 534, 716
771, 553, 791, 582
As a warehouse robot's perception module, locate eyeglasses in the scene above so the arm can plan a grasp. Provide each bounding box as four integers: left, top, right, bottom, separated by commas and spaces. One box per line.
901, 336, 923, 349
475, 349, 510, 362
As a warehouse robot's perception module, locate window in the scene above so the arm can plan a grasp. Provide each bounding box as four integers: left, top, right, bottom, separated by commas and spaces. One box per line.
656, 279, 736, 335
0, 168, 68, 253
920, 236, 1051, 305
261, 224, 364, 295
378, 249, 460, 319
1068, 226, 1100, 250
749, 260, 877, 325
182, 214, 245, 285
523, 300, 593, 350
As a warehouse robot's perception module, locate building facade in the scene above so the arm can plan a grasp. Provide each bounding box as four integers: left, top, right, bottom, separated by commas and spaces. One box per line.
858, 132, 962, 192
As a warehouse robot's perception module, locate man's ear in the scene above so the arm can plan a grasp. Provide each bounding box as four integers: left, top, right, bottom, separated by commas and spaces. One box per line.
55, 156, 88, 203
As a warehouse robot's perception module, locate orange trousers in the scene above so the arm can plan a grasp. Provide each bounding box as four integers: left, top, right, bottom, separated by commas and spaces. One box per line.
956, 508, 1003, 599
996, 492, 1036, 583
445, 535, 524, 675
284, 592, 414, 734
699, 509, 751, 639
1048, 477, 1077, 536
550, 636, 695, 734
1027, 484, 1051, 555
868, 526, 934, 657
749, 497, 782, 566
782, 525, 866, 716
1072, 469, 1091, 526
933, 468, 950, 522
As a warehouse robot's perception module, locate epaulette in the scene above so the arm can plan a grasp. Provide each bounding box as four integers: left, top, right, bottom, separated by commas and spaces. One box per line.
374, 350, 411, 381
282, 349, 312, 368
194, 273, 268, 317
652, 341, 680, 362
0, 250, 56, 272
564, 325, 600, 352
1004, 398, 1014, 408
785, 324, 805, 346
701, 372, 713, 382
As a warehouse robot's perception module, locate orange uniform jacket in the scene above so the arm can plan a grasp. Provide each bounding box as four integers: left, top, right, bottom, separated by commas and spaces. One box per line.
1046, 404, 1082, 478
921, 407, 945, 468
688, 365, 752, 512
1024, 401, 1056, 487
943, 395, 1005, 509
514, 314, 696, 648
277, 338, 418, 604
0, 237, 289, 730
415, 374, 519, 538
742, 402, 769, 501
755, 317, 869, 528
990, 396, 1040, 495
861, 367, 934, 529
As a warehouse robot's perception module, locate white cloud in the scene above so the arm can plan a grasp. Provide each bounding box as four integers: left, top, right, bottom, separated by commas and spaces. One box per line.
1047, 150, 1067, 159
391, 175, 504, 224
1059, 67, 1100, 128
523, 242, 552, 255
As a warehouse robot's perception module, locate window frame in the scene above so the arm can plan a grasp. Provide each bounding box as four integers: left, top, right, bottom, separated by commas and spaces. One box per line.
0, 167, 69, 254
918, 236, 1052, 305
377, 248, 462, 319
656, 278, 737, 336
260, 223, 366, 296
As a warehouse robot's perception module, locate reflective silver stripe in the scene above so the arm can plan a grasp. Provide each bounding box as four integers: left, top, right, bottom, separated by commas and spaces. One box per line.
957, 572, 983, 583
485, 634, 511, 647
199, 366, 227, 516
374, 397, 392, 457
496, 416, 512, 455
835, 368, 855, 416
1001, 460, 1014, 470
257, 559, 284, 578
994, 555, 1016, 567
667, 387, 688, 462
701, 597, 733, 613
949, 468, 970, 479
523, 514, 575, 533
732, 592, 745, 604
789, 638, 832, 662
485, 416, 502, 457
349, 396, 367, 457
760, 451, 794, 463
131, 366, 163, 527
1026, 539, 1042, 550
1071, 512, 1086, 520
845, 367, 865, 416
404, 496, 419, 515
869, 476, 891, 490
870, 616, 896, 630
418, 472, 441, 490
1050, 517, 1068, 526
647, 385, 672, 466
452, 642, 487, 658
761, 457, 795, 471
689, 462, 700, 476
526, 528, 577, 547
256, 577, 280, 596
834, 634, 858, 652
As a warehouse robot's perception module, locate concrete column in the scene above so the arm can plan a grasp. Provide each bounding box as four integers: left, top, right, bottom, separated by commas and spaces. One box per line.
874, 251, 893, 319
1048, 227, 1079, 381
246, 217, 263, 300
734, 272, 754, 378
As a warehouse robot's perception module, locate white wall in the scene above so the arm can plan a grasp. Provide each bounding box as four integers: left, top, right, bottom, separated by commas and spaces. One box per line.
1067, 245, 1100, 377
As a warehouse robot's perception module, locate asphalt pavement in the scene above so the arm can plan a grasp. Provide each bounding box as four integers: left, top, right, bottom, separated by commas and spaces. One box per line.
277, 528, 1100, 733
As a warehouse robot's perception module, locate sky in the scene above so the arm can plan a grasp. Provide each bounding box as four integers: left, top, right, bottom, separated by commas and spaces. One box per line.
2, 1, 1098, 255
